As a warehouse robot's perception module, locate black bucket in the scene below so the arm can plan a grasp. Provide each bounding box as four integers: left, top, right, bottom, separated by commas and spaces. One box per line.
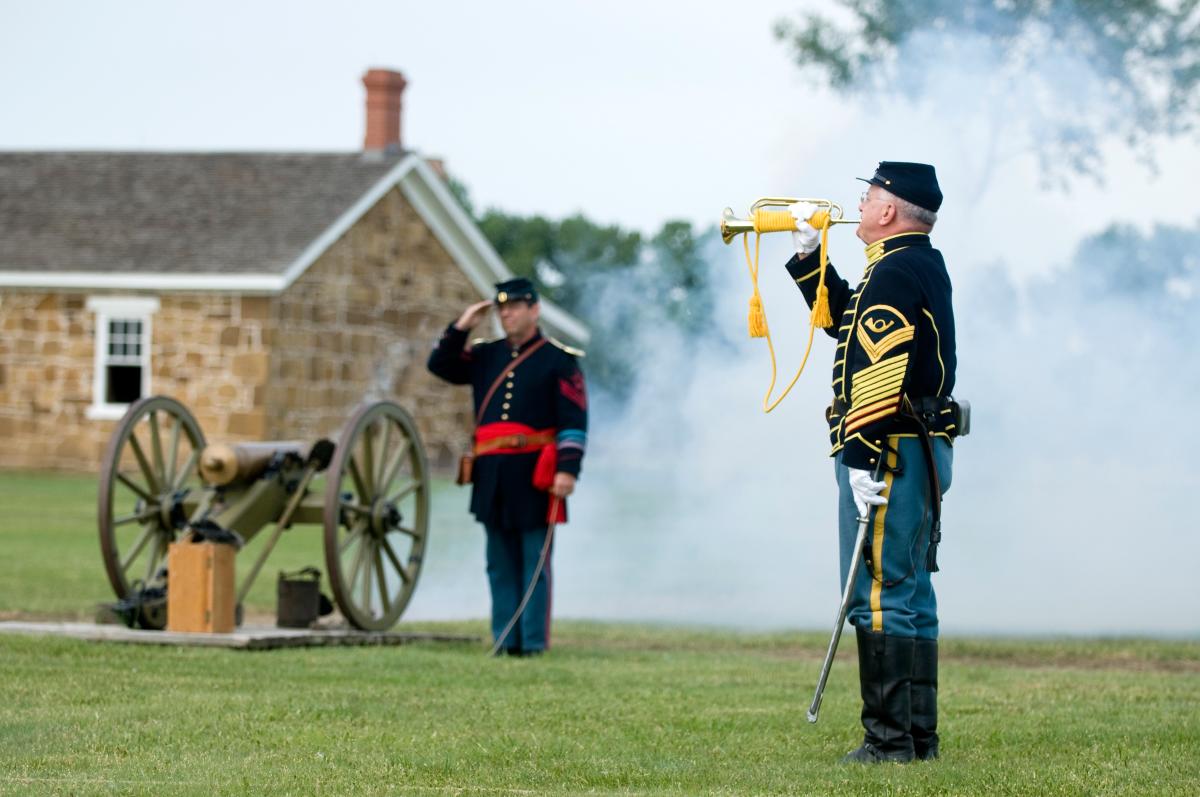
277, 567, 321, 628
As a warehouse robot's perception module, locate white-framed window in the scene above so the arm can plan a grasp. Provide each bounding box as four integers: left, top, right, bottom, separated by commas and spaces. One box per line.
85, 296, 160, 420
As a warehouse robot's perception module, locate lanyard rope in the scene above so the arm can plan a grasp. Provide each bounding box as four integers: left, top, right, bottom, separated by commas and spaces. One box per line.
742, 209, 836, 413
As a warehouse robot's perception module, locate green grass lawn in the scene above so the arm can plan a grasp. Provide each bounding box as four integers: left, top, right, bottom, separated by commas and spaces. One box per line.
0, 470, 473, 621
1, 471, 1199, 795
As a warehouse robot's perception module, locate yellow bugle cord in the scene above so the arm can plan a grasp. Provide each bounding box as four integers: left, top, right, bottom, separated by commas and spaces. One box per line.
742, 208, 835, 413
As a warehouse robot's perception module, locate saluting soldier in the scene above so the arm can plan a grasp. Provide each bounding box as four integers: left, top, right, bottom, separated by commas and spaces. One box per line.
787, 163, 959, 763
427, 277, 587, 657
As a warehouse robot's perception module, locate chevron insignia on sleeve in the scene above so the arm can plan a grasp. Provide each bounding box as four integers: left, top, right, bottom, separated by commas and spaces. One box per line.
849, 352, 909, 407
855, 304, 914, 364
559, 372, 587, 410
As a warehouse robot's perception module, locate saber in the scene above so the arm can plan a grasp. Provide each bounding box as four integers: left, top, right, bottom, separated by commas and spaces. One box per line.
807, 510, 870, 723
807, 454, 887, 723
489, 496, 561, 657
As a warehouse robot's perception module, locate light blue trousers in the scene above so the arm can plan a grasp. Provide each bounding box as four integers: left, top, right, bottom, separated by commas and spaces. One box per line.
836, 436, 952, 640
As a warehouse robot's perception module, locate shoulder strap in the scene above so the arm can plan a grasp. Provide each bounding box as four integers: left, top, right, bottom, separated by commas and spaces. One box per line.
475, 337, 549, 425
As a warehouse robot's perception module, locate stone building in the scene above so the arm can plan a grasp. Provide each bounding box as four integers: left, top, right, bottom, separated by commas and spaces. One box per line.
0, 68, 588, 473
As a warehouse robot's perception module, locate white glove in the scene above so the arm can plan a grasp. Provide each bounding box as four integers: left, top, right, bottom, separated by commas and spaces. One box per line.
789, 201, 821, 256
848, 467, 888, 518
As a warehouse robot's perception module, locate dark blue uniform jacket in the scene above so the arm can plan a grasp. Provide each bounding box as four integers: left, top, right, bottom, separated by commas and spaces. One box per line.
786, 232, 957, 470
427, 324, 587, 530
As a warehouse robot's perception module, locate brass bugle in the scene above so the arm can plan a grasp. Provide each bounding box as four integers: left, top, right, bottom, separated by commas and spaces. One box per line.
720, 197, 860, 245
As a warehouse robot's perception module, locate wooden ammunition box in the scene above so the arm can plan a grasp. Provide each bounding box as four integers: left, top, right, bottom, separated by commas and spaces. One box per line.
166, 540, 236, 633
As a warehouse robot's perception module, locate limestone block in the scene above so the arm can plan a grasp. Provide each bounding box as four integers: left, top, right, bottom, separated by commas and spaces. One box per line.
240, 296, 271, 322
226, 412, 267, 439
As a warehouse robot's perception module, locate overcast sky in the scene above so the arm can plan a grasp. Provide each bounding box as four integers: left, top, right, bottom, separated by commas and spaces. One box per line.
3, 0, 1198, 280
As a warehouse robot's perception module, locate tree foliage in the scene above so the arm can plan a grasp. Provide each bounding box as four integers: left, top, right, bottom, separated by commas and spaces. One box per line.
774, 1, 1200, 180
457, 192, 715, 397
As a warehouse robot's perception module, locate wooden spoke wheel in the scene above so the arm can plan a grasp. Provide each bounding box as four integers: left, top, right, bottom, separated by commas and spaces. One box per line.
98, 396, 207, 626
323, 401, 430, 631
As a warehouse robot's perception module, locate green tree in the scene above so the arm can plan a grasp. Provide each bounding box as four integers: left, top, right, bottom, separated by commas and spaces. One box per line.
450, 182, 717, 397
774, 1, 1199, 181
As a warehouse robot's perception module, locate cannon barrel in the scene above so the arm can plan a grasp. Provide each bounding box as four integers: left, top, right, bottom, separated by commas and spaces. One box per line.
200, 441, 326, 486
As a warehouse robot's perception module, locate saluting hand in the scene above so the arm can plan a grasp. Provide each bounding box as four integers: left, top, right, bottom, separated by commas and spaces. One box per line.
550, 472, 576, 499
454, 300, 494, 331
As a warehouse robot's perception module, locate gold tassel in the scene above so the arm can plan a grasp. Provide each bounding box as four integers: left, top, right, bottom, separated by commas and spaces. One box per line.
812, 284, 833, 328
748, 293, 767, 338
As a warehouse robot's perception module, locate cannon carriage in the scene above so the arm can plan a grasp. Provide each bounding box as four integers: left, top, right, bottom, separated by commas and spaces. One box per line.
97, 395, 430, 631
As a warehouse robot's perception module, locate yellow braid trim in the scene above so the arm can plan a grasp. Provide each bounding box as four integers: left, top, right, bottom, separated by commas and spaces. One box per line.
748, 292, 767, 338
740, 207, 838, 413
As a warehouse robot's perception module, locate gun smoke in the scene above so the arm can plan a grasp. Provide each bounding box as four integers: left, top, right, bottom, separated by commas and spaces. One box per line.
405, 13, 1200, 636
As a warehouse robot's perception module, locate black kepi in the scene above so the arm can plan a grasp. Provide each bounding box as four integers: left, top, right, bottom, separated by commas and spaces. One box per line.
494, 277, 538, 305
858, 162, 943, 213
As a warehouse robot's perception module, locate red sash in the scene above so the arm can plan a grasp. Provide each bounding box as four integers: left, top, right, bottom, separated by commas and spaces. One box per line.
475, 422, 566, 524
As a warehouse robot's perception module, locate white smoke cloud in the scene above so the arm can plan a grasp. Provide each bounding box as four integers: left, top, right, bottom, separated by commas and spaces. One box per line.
404, 16, 1200, 636
408, 210, 1200, 639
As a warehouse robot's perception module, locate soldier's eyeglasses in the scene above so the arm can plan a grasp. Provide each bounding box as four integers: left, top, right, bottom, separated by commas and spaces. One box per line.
860, 191, 889, 204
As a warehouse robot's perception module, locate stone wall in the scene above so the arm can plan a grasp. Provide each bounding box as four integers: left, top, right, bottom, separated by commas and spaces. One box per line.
0, 291, 277, 471
265, 186, 476, 472
0, 185, 477, 473
0, 293, 95, 469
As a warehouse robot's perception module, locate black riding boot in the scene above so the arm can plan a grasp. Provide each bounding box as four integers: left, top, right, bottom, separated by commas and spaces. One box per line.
842, 627, 915, 764
911, 638, 939, 760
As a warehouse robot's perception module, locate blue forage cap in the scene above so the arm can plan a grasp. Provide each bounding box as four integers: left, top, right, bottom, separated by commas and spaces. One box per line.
494, 277, 538, 304
858, 161, 943, 213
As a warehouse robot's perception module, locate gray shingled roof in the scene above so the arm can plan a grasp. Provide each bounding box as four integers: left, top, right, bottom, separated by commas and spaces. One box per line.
0, 152, 405, 273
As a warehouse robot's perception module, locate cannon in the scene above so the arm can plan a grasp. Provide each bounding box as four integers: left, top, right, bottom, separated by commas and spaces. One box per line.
97, 395, 430, 631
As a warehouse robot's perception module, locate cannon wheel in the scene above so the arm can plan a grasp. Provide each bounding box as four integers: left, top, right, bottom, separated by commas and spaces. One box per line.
98, 396, 207, 616
323, 401, 430, 631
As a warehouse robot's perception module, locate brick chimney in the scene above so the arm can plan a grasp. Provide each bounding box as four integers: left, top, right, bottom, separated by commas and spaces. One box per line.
362, 68, 408, 152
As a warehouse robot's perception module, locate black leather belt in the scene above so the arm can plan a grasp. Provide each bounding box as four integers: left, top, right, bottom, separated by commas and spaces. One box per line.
828, 395, 949, 418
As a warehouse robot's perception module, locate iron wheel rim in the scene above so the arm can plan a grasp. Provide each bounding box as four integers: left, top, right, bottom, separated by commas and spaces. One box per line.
323, 401, 430, 630
97, 395, 206, 601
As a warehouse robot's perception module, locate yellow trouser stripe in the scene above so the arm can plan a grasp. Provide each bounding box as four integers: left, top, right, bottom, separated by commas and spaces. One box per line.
869, 438, 899, 631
